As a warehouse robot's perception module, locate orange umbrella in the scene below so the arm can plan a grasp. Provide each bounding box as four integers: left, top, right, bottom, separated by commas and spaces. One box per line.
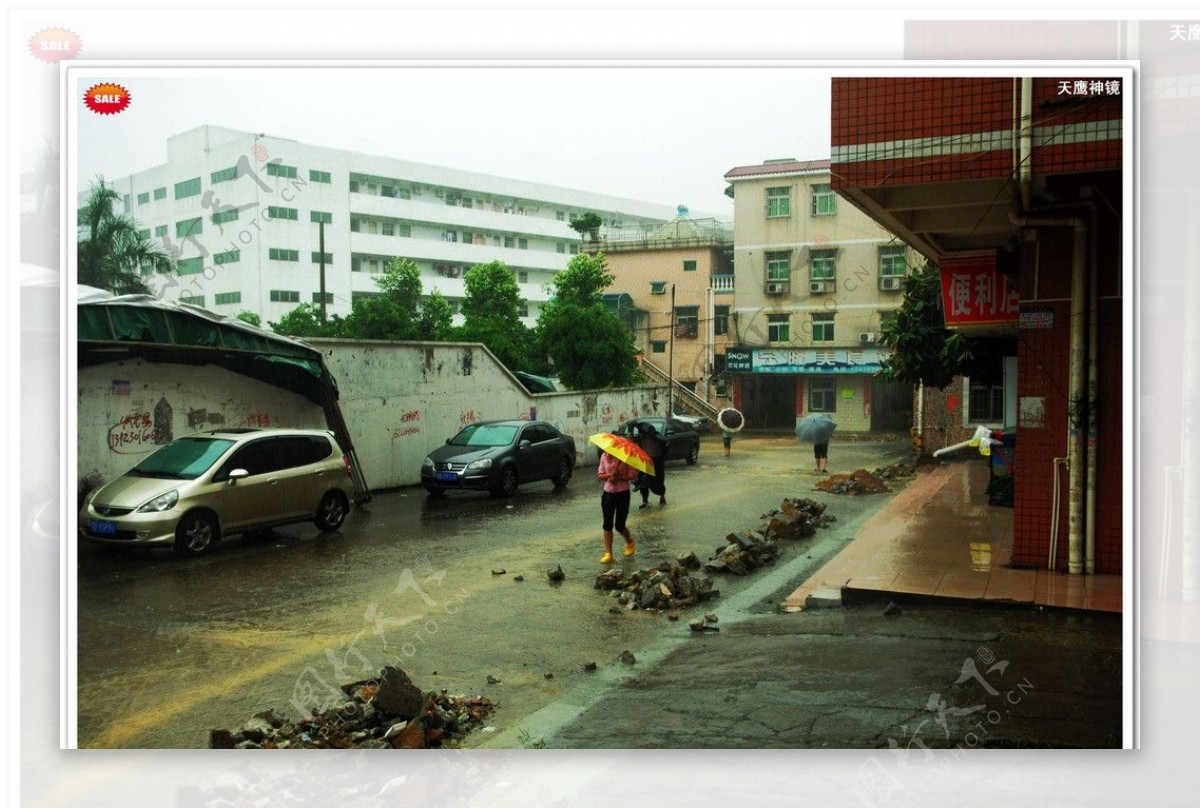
588, 432, 653, 475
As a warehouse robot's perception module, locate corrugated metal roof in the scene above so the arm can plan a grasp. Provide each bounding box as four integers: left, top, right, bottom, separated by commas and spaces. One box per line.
724, 158, 831, 180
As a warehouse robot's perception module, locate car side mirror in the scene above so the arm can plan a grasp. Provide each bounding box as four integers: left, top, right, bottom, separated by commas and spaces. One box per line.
226, 468, 249, 483
519, 440, 532, 450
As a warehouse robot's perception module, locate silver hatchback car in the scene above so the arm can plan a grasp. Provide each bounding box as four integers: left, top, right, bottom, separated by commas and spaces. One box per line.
79, 428, 354, 555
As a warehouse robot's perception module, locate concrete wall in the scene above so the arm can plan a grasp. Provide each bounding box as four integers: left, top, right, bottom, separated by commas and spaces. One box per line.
78, 339, 663, 496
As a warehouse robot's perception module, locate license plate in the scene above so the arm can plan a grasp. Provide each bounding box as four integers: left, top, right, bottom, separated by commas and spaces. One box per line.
436, 471, 459, 483
88, 519, 117, 536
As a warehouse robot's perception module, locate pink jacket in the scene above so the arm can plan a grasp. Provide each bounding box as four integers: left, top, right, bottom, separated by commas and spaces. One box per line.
597, 453, 639, 493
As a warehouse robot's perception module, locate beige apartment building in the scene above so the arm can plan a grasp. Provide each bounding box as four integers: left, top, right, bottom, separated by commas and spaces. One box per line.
587, 210, 735, 413
724, 159, 915, 432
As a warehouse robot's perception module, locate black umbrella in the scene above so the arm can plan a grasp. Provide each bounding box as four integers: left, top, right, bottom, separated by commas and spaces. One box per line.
795, 413, 837, 443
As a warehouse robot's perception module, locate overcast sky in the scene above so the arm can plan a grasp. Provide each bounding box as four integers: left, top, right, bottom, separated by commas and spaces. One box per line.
74, 65, 834, 218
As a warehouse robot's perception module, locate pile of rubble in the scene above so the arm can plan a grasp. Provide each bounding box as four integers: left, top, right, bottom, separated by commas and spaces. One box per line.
703, 531, 780, 575
594, 554, 722, 611
760, 497, 836, 540
210, 666, 495, 749
815, 468, 893, 496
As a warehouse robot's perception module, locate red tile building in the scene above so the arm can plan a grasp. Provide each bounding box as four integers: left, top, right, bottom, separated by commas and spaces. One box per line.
831, 75, 1127, 576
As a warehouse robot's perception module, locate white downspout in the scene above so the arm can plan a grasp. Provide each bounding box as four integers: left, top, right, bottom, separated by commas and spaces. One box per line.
1011, 212, 1088, 575
1018, 78, 1034, 212
1085, 204, 1099, 575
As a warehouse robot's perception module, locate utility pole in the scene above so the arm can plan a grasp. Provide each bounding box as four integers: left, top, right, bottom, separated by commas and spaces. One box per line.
667, 284, 675, 418
318, 220, 327, 323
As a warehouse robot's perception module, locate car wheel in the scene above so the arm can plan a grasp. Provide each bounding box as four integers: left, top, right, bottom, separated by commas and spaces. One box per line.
686, 442, 699, 465
174, 510, 219, 555
424, 485, 446, 497
491, 466, 518, 498
552, 458, 573, 487
314, 491, 349, 531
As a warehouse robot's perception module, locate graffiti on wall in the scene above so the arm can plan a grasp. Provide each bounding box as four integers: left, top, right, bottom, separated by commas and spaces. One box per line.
458, 410, 478, 429
107, 412, 156, 453
390, 409, 422, 439
242, 412, 273, 428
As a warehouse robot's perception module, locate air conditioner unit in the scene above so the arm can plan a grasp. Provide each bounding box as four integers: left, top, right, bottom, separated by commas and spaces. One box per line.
810, 280, 829, 294
859, 331, 877, 344
765, 282, 787, 295
880, 276, 902, 291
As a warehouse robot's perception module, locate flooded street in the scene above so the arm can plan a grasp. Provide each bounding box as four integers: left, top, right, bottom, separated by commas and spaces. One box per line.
75, 433, 913, 748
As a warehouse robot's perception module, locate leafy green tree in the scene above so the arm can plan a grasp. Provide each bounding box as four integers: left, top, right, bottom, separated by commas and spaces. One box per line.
878, 260, 975, 389
77, 178, 174, 294
535, 253, 639, 388
234, 310, 261, 327
269, 303, 339, 338
418, 289, 453, 341
457, 260, 533, 371
568, 212, 603, 242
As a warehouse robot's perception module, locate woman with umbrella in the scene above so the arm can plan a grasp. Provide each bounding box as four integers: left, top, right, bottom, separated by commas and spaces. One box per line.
796, 413, 837, 473
589, 432, 651, 564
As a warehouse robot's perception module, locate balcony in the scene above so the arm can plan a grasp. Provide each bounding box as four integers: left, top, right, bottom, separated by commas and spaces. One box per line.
350, 192, 577, 241
348, 231, 567, 272
710, 274, 735, 293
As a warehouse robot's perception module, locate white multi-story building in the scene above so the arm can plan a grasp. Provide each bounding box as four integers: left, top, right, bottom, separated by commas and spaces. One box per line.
93, 125, 684, 325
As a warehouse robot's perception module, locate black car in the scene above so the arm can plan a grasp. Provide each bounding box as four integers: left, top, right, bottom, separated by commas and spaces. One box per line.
614, 417, 701, 466
421, 420, 577, 497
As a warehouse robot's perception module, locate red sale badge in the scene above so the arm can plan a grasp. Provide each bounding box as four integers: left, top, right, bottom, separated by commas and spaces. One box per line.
84, 83, 131, 116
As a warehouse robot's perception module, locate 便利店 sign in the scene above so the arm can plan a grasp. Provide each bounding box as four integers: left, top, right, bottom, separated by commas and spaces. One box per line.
940, 253, 1019, 327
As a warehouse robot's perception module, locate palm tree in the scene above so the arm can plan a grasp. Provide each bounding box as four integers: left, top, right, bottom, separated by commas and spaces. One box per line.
77, 178, 174, 294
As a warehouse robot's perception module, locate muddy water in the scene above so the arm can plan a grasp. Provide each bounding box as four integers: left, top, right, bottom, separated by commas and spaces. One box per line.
75, 434, 913, 748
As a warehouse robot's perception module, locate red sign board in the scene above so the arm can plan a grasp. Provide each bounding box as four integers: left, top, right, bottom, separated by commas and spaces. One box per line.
940, 254, 1019, 327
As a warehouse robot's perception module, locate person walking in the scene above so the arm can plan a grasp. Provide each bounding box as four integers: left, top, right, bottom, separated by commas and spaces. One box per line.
597, 449, 639, 564
634, 422, 668, 508
813, 440, 829, 473
722, 428, 734, 457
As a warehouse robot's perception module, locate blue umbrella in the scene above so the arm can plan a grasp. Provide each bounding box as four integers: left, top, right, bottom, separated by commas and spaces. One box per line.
795, 413, 837, 443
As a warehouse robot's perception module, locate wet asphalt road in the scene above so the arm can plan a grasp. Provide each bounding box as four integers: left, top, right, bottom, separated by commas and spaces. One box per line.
74, 433, 915, 748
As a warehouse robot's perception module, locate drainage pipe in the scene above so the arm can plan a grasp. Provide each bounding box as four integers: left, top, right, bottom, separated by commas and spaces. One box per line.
1011, 211, 1088, 575
1049, 456, 1070, 570
1017, 78, 1034, 212
1085, 203, 1099, 575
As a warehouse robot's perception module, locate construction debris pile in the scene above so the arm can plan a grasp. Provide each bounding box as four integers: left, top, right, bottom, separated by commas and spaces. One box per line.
594, 554, 722, 611
703, 531, 781, 575
760, 497, 837, 540
815, 468, 894, 496
209, 666, 495, 749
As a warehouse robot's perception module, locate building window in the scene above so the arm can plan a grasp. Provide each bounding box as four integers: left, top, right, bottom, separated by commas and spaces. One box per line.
153, 187, 167, 201
270, 290, 300, 303
812, 312, 835, 342
811, 183, 837, 216
714, 305, 730, 336
350, 218, 361, 232
811, 248, 837, 281
462, 231, 474, 244
174, 178, 201, 200
397, 224, 411, 237
650, 281, 667, 295
177, 257, 203, 275
504, 236, 514, 248
765, 251, 790, 282
675, 306, 699, 338
808, 377, 837, 412
266, 163, 297, 179
767, 314, 790, 342
154, 225, 167, 238
179, 294, 205, 307
382, 222, 394, 236
879, 244, 907, 277
267, 206, 298, 221
651, 340, 667, 354
683, 260, 698, 271
311, 210, 333, 224
211, 166, 238, 184
214, 249, 240, 265
557, 242, 566, 254
269, 248, 300, 262
312, 292, 334, 304
570, 244, 579, 255
311, 252, 333, 264
556, 211, 566, 221
137, 228, 150, 239
519, 237, 530, 250
215, 292, 241, 305
517, 271, 529, 284
766, 186, 791, 218
175, 217, 203, 238
349, 179, 360, 193
212, 208, 239, 225
966, 377, 1005, 423
309, 169, 332, 183
136, 191, 150, 205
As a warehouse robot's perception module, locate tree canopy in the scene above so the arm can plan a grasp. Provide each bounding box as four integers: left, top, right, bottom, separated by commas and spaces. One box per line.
455, 260, 533, 371
878, 260, 975, 389
77, 179, 174, 295
535, 253, 639, 388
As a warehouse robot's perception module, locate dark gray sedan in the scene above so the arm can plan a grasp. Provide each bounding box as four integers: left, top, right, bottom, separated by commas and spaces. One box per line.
420, 420, 577, 497
614, 417, 701, 466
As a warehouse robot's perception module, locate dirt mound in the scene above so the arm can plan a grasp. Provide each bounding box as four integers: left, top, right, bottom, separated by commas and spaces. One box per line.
815, 461, 919, 495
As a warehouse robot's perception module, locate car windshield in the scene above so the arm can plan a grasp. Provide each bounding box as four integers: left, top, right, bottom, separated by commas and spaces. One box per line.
130, 437, 236, 479
449, 424, 519, 447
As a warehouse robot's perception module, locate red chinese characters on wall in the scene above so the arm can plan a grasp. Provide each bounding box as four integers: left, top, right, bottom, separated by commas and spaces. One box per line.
940, 253, 1019, 328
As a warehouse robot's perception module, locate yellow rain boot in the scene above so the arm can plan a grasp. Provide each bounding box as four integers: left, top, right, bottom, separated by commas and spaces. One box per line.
600, 531, 614, 564
621, 530, 636, 557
